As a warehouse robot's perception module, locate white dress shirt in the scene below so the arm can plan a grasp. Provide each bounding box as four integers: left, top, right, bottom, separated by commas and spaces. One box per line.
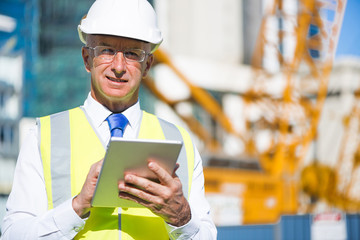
1, 94, 217, 239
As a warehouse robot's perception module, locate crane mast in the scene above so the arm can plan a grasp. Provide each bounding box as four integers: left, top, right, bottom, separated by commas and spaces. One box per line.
144, 0, 349, 223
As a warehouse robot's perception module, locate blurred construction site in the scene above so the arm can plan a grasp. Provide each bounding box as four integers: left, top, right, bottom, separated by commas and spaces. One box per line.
1, 0, 360, 239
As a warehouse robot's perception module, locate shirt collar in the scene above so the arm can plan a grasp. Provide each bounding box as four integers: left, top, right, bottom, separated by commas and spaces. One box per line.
82, 93, 142, 130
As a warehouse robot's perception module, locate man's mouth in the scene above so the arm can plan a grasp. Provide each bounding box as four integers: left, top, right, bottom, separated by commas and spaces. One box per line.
107, 76, 128, 83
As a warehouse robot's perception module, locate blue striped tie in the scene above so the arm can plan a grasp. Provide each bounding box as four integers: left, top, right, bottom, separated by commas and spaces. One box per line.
106, 113, 128, 137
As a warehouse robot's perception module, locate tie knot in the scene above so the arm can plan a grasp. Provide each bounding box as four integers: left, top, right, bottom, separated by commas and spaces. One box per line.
106, 113, 128, 137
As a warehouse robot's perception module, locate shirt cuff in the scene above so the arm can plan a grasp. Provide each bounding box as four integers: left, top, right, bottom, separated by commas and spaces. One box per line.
52, 198, 86, 239
165, 206, 200, 240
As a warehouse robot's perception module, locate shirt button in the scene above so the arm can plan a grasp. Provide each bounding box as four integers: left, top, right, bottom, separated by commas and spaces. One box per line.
173, 232, 182, 237
74, 226, 82, 232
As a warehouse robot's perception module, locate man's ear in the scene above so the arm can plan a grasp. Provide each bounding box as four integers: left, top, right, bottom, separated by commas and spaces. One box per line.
82, 47, 92, 72
142, 54, 154, 78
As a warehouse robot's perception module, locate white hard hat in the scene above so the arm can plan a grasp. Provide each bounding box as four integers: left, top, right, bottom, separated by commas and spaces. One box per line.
78, 0, 163, 52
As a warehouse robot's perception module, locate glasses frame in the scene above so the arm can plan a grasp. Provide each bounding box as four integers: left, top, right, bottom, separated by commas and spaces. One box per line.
85, 46, 150, 63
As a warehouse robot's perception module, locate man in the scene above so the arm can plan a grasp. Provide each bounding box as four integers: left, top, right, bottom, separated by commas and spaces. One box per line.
1, 0, 217, 239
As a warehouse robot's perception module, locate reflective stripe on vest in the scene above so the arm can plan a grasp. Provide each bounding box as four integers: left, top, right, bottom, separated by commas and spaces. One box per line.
39, 107, 195, 239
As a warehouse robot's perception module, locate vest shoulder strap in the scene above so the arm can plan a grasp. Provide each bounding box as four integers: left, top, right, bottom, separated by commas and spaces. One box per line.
39, 107, 105, 209
140, 111, 195, 197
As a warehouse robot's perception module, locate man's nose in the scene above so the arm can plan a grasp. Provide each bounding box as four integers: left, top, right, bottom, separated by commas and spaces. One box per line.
111, 51, 126, 73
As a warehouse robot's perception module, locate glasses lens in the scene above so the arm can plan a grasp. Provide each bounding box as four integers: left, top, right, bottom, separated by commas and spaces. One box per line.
94, 46, 116, 61
124, 49, 145, 62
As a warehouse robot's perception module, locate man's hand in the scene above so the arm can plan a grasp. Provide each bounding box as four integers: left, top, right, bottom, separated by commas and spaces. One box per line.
72, 159, 103, 218
118, 161, 191, 227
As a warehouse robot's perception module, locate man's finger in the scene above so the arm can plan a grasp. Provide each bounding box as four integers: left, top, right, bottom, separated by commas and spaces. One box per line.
119, 177, 165, 204
148, 161, 173, 186
118, 191, 151, 206
94, 159, 103, 177
172, 163, 180, 178
120, 174, 168, 198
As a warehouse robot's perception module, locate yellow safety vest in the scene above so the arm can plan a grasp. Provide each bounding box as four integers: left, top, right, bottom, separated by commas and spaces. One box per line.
39, 107, 195, 239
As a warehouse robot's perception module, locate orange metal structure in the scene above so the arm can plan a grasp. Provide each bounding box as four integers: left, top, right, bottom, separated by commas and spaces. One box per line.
143, 0, 348, 224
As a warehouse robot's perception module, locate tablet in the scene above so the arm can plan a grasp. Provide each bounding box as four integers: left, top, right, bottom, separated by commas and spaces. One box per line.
91, 137, 183, 208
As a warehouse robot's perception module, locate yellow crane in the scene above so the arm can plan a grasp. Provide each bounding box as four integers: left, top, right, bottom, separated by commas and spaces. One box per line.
143, 0, 348, 224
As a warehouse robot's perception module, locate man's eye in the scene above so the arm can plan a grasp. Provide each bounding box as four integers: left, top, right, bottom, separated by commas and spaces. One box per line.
100, 48, 115, 55
125, 51, 140, 57
125, 50, 142, 60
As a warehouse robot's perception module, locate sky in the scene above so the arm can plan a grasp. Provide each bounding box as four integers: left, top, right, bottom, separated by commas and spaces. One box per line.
336, 0, 360, 58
